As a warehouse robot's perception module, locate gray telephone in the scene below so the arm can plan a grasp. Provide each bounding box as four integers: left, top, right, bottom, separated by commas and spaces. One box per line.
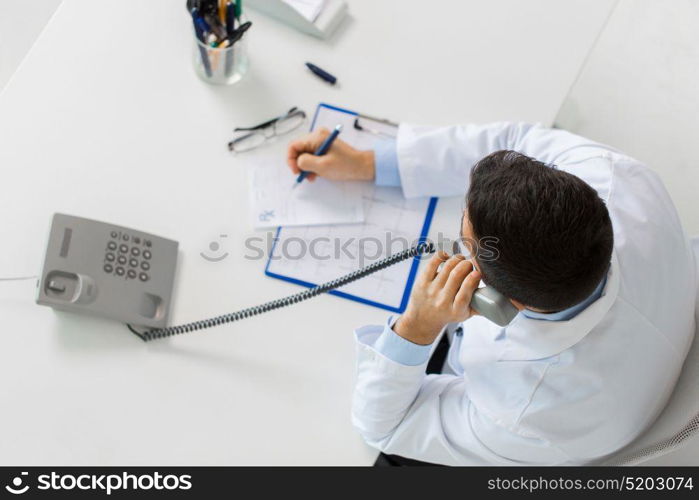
36, 214, 517, 342
37, 214, 178, 328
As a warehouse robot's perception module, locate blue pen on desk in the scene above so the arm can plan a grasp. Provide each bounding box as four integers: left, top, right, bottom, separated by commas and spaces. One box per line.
305, 62, 337, 85
294, 124, 343, 187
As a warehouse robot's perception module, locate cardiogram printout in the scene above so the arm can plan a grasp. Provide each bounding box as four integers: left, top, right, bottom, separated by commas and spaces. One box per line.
247, 159, 364, 229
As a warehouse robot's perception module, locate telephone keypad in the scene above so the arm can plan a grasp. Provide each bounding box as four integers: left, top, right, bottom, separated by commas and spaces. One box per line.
103, 230, 152, 282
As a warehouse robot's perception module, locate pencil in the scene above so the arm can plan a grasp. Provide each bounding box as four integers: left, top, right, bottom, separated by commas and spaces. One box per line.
219, 0, 227, 23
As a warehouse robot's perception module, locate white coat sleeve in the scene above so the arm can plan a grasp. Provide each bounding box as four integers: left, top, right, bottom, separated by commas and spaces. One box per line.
396, 121, 614, 198
352, 325, 571, 465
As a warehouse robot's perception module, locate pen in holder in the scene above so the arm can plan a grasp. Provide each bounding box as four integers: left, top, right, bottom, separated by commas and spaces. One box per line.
192, 26, 249, 85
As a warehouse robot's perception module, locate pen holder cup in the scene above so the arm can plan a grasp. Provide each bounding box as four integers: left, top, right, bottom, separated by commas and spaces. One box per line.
192, 32, 249, 85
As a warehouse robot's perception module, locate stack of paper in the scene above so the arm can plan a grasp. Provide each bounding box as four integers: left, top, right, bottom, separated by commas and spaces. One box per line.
283, 0, 326, 22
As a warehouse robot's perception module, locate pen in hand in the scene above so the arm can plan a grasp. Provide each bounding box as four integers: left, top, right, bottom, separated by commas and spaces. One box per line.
294, 124, 343, 188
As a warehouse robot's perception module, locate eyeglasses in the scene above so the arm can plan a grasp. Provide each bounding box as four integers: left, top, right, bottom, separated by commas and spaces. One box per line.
228, 107, 307, 153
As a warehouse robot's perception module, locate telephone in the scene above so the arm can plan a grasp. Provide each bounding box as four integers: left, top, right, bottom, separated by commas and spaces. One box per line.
36, 214, 178, 328
36, 214, 518, 342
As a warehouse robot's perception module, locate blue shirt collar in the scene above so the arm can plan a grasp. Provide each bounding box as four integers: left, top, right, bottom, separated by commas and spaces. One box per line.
521, 273, 608, 322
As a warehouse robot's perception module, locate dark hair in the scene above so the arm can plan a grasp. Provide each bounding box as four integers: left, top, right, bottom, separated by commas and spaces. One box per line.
467, 150, 613, 312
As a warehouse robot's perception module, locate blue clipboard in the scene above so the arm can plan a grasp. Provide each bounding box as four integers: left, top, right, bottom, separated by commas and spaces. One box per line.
264, 103, 438, 313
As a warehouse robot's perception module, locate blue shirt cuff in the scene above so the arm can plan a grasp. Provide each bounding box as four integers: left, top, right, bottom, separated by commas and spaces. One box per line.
372, 316, 433, 366
373, 138, 401, 187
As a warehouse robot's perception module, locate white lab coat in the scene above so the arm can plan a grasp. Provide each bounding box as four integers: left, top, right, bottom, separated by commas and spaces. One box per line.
351, 122, 697, 465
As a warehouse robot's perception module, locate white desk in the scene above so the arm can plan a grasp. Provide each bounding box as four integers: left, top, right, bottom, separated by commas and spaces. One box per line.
0, 0, 62, 92
0, 0, 615, 465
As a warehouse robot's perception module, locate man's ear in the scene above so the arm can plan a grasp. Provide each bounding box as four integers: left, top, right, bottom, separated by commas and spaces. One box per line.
509, 298, 527, 312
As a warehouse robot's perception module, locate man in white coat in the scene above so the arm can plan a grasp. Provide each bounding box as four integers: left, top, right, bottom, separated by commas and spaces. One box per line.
286, 122, 696, 465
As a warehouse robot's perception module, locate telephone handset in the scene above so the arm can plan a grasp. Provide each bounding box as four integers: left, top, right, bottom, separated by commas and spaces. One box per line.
469, 285, 519, 327
36, 214, 517, 343
133, 242, 518, 342
449, 240, 519, 327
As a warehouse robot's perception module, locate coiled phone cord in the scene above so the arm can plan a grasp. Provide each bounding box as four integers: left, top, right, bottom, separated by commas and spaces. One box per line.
128, 242, 436, 342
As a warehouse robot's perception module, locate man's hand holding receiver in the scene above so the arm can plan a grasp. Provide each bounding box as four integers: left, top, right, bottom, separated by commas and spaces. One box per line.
394, 252, 481, 346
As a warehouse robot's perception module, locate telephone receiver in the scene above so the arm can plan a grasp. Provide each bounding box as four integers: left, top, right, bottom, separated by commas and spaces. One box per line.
449, 241, 519, 327
470, 286, 519, 326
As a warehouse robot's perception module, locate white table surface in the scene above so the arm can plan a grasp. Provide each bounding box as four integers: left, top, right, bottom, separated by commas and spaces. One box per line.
0, 0, 62, 92
0, 0, 615, 465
